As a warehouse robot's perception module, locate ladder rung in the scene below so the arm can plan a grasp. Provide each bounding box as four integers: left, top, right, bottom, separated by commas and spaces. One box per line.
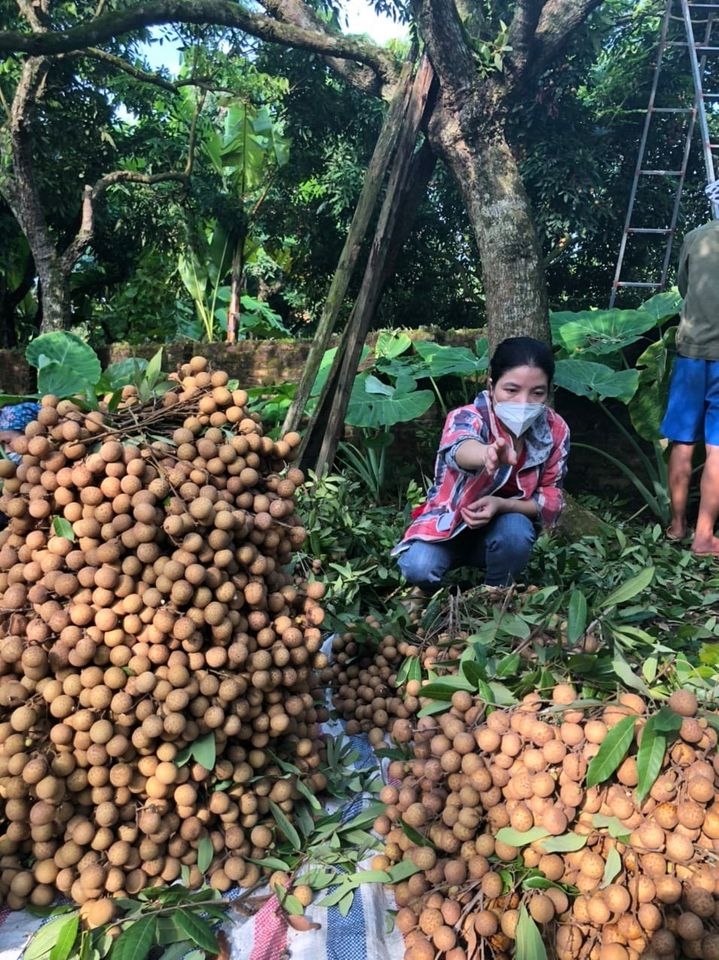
639, 169, 684, 175
627, 228, 674, 234
651, 107, 695, 113
614, 282, 665, 289
695, 46, 719, 53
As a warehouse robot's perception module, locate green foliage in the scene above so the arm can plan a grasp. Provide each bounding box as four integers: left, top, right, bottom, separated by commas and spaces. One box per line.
551, 292, 682, 524
295, 470, 406, 614
25, 887, 227, 960
4, 333, 172, 408
25, 332, 101, 398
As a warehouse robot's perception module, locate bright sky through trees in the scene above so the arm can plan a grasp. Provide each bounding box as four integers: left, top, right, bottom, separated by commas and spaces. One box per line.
143, 1, 407, 73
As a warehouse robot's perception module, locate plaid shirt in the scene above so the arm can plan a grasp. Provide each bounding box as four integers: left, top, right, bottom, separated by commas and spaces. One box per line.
394, 391, 570, 551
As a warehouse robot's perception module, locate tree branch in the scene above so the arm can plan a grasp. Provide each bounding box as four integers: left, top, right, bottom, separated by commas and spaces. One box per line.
507, 0, 545, 80
257, 0, 394, 97
414, 0, 475, 100
532, 0, 604, 78
83, 46, 181, 91
0, 0, 396, 88
15, 0, 47, 33
59, 169, 188, 271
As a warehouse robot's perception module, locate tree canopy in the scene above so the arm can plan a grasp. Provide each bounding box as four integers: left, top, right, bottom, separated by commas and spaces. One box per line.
0, 0, 709, 348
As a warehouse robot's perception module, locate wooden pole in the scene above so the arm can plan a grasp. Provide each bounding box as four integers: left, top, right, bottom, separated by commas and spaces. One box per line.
281, 57, 417, 435
299, 54, 436, 474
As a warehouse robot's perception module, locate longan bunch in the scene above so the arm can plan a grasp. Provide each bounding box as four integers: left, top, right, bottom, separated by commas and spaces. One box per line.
318, 617, 410, 745
0, 355, 329, 914
377, 684, 719, 960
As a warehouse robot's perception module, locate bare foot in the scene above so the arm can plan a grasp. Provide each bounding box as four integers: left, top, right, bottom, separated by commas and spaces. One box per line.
666, 523, 688, 541
691, 536, 719, 556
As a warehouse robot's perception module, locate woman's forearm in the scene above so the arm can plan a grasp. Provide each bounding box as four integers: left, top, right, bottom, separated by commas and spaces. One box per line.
494, 497, 539, 520
454, 439, 489, 470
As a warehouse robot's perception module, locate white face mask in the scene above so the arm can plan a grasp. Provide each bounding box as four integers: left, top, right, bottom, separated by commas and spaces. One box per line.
493, 401, 545, 436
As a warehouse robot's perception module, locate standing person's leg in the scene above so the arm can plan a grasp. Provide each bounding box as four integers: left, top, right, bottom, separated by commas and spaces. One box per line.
660, 356, 706, 540
691, 445, 719, 554
463, 513, 537, 586
666, 443, 695, 540
692, 360, 719, 555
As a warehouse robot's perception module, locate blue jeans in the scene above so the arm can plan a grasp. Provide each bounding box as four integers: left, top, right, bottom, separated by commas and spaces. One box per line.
396, 513, 537, 590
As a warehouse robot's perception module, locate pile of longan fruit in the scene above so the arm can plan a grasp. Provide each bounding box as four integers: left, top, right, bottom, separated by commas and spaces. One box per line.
376, 684, 719, 960
0, 356, 328, 921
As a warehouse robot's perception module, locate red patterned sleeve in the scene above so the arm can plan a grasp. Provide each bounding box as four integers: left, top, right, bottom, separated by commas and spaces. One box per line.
534, 415, 570, 528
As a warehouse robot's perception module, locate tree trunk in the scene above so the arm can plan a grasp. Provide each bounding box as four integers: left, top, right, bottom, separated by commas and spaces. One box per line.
299, 55, 435, 474
281, 58, 417, 436
427, 102, 549, 348
36, 257, 71, 332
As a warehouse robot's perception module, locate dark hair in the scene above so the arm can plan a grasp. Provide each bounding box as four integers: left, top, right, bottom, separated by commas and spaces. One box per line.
489, 336, 554, 384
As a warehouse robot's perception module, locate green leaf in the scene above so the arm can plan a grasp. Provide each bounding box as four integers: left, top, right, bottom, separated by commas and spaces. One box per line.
48, 916, 79, 960
190, 732, 216, 771
25, 915, 81, 960
537, 833, 588, 853
155, 941, 197, 960
554, 358, 638, 403
399, 819, 434, 847
494, 827, 550, 847
351, 869, 391, 884
652, 705, 684, 734
586, 715, 636, 787
600, 846, 622, 888
252, 856, 292, 872
52, 517, 75, 541
102, 357, 148, 390
592, 814, 631, 840
418, 676, 474, 698
611, 648, 650, 695
551, 307, 657, 357
515, 904, 548, 960
345, 372, 435, 429
495, 652, 522, 678
317, 881, 354, 908
566, 590, 588, 646
111, 917, 156, 960
26, 332, 102, 397
196, 836, 214, 874
269, 800, 301, 850
386, 860, 421, 882
601, 567, 655, 609
635, 715, 667, 804
338, 891, 355, 917
277, 891, 304, 916
396, 656, 422, 686
374, 332, 413, 359
416, 699, 450, 718
174, 910, 218, 953
144, 348, 164, 387
411, 341, 488, 379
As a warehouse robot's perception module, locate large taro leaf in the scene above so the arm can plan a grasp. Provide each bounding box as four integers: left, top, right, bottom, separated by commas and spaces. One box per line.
411, 340, 489, 379
310, 346, 372, 398
637, 289, 682, 323
554, 358, 638, 403
550, 308, 658, 357
101, 357, 148, 391
346, 372, 435, 428
374, 331, 413, 359
26, 332, 101, 397
629, 327, 676, 441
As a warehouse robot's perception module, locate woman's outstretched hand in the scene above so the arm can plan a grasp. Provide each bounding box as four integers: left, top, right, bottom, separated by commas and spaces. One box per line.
483, 437, 517, 474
